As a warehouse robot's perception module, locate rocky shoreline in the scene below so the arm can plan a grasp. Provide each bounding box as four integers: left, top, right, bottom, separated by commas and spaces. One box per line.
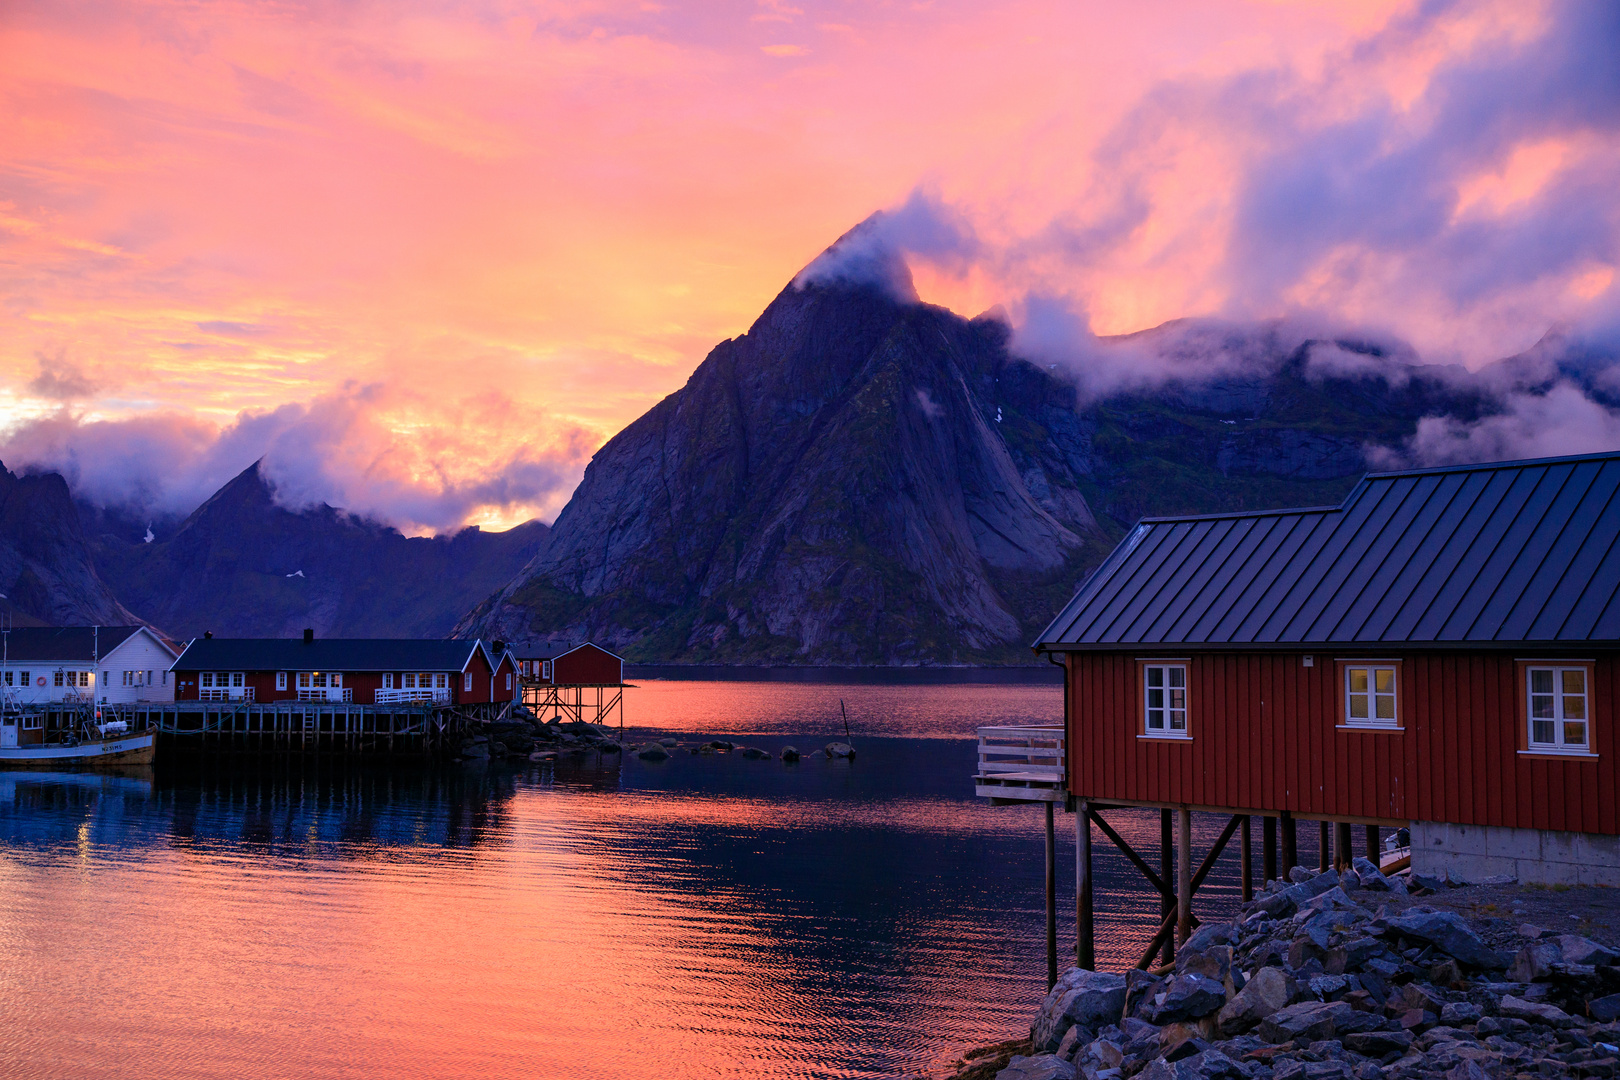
975, 861, 1620, 1080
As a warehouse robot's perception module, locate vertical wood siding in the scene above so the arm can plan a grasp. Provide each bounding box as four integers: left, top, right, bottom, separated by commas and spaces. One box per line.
1067, 650, 1617, 834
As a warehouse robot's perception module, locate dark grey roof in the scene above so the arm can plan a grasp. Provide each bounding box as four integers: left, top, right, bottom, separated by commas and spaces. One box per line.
0, 626, 144, 664
1037, 451, 1620, 650
172, 638, 489, 672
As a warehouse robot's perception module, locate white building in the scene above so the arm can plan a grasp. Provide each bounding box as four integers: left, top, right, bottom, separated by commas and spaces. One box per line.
0, 626, 179, 707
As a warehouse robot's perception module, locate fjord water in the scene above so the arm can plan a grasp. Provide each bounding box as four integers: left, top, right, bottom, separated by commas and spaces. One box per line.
0, 680, 1252, 1080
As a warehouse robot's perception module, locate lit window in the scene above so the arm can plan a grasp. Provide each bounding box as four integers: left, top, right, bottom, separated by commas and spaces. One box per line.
298, 672, 312, 688
80, 672, 91, 687
1143, 664, 1188, 736
435, 673, 447, 689
1528, 667, 1589, 752
1345, 665, 1399, 727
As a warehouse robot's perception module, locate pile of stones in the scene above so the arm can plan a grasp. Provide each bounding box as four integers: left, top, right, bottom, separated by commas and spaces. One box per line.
456, 715, 621, 760
1001, 860, 1620, 1080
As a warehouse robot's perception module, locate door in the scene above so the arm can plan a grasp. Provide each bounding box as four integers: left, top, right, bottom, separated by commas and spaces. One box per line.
1, 718, 17, 748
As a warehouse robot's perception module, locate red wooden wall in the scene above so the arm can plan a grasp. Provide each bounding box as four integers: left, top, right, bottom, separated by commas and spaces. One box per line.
552, 644, 623, 686
1066, 650, 1617, 835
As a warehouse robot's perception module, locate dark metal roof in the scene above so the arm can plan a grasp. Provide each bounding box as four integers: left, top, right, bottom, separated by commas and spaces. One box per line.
1037, 451, 1620, 650
0, 626, 145, 664
171, 638, 490, 672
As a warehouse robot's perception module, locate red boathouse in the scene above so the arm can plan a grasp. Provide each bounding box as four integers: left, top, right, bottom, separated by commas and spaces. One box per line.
170, 632, 521, 707
1027, 451, 1620, 966
518, 642, 626, 727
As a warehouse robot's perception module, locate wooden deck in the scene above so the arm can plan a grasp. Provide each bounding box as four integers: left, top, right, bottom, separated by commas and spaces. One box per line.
974, 724, 1066, 803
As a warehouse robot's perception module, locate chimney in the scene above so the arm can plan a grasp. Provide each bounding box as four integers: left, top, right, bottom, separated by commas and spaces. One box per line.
204, 631, 213, 639
303, 628, 314, 644
493, 639, 506, 654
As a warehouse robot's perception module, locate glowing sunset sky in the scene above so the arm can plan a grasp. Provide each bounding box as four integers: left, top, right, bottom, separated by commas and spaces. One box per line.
2, 1, 1616, 532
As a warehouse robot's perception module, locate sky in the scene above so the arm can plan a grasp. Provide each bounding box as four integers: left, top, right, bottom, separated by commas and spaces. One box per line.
2, 0, 1617, 533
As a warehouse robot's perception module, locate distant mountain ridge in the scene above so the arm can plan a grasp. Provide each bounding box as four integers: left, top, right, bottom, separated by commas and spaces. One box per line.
0, 461, 137, 627
454, 262, 1499, 665
87, 462, 549, 639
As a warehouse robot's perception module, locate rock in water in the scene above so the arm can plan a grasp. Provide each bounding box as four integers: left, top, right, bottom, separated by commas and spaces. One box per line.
780, 746, 800, 761
1031, 968, 1128, 1052
636, 745, 670, 761
825, 742, 855, 759
740, 747, 770, 760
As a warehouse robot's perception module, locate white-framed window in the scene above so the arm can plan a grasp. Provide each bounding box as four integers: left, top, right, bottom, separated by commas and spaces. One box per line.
298, 672, 312, 688
505, 672, 513, 690
1344, 665, 1398, 727
463, 672, 472, 692
276, 672, 288, 691
201, 672, 214, 688
383, 673, 393, 689
1143, 664, 1188, 736
402, 673, 415, 689
21, 671, 30, 686
434, 673, 447, 689
542, 660, 553, 681
1528, 666, 1589, 752
231, 672, 244, 688
102, 670, 110, 685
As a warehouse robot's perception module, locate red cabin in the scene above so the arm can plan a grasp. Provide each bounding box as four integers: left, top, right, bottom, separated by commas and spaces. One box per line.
518, 642, 624, 687
169, 633, 520, 707
1037, 452, 1620, 894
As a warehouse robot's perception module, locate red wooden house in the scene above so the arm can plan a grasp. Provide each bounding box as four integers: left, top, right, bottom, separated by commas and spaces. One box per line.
170, 631, 520, 707
1036, 452, 1620, 914
517, 642, 624, 687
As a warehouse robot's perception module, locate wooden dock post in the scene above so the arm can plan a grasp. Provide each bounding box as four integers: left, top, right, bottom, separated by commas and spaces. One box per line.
1239, 815, 1252, 901
1263, 815, 1277, 884
1076, 798, 1092, 970
1175, 808, 1192, 946
1281, 811, 1297, 874
1318, 820, 1330, 872
1365, 824, 1380, 863
1044, 801, 1057, 989
1335, 821, 1353, 871
1159, 809, 1174, 964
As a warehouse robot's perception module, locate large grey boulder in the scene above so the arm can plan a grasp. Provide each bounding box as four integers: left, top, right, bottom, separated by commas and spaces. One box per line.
1143, 973, 1227, 1024
1257, 1000, 1354, 1044
995, 1054, 1076, 1080
1556, 933, 1620, 967
1350, 856, 1392, 891
1498, 994, 1576, 1027
1138, 1049, 1247, 1080
1382, 910, 1509, 969
1032, 969, 1128, 1053
824, 742, 855, 759
1218, 965, 1297, 1035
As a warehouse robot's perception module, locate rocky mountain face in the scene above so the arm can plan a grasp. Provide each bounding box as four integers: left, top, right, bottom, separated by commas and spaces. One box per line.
456, 263, 1490, 664
89, 462, 549, 639
0, 461, 139, 627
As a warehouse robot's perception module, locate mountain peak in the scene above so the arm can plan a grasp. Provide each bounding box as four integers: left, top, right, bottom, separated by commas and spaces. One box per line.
790, 213, 919, 303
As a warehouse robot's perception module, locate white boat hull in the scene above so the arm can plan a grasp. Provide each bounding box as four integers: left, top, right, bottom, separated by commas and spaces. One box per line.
0, 733, 156, 768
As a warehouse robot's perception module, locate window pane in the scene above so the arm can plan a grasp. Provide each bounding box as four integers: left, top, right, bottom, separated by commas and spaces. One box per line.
1169, 711, 1186, 731
1349, 668, 1368, 693
1147, 668, 1163, 688
1147, 709, 1164, 729
1531, 695, 1555, 719
1148, 688, 1163, 709
1374, 669, 1394, 693
1564, 721, 1587, 747
1532, 719, 1555, 744
1375, 695, 1395, 720
1349, 695, 1368, 719
1530, 669, 1553, 694
1169, 688, 1185, 711
1561, 670, 1586, 695
1562, 694, 1586, 720
1168, 667, 1185, 688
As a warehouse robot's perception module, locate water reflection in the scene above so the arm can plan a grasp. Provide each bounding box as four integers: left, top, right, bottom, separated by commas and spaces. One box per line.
0, 682, 1306, 1080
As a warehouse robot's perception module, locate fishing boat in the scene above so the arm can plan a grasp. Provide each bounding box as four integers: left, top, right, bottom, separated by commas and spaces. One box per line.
0, 703, 156, 768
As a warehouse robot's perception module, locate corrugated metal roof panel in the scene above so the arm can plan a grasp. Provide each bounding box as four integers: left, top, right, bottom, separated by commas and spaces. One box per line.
0, 626, 143, 664
1035, 451, 1620, 649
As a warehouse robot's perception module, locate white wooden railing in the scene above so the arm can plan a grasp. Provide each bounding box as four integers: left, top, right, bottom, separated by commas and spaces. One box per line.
200, 687, 254, 702
298, 688, 353, 703
974, 724, 1067, 803
374, 688, 449, 705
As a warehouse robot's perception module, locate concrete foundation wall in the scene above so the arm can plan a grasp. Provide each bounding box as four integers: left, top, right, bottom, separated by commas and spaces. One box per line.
1411, 821, 1620, 887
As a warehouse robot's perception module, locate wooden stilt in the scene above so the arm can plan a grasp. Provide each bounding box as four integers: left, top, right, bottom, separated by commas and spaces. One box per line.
1318, 820, 1330, 872
1076, 799, 1093, 971
1240, 815, 1253, 901
1044, 801, 1057, 989
1335, 821, 1353, 871
1365, 824, 1380, 863
1263, 815, 1277, 883
1160, 808, 1175, 964
1281, 811, 1297, 874
1176, 808, 1193, 946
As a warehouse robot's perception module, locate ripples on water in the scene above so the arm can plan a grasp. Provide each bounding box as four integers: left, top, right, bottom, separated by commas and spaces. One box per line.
0, 681, 1310, 1080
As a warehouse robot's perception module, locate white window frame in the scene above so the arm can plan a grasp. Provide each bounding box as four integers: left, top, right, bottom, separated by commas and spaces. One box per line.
1343, 664, 1399, 728
505, 672, 513, 691
463, 672, 472, 693
276, 671, 288, 691
435, 673, 447, 689
382, 673, 393, 690
1142, 662, 1190, 738
1527, 666, 1591, 754
542, 660, 553, 681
